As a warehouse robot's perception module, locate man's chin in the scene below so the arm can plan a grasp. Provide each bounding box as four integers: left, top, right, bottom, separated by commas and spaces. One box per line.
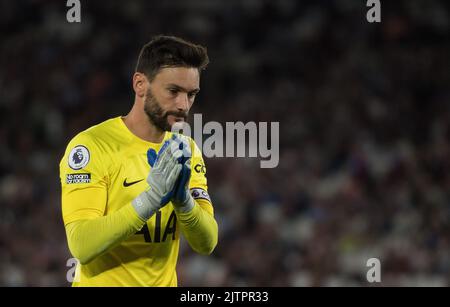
149, 119, 171, 133
146, 114, 185, 132
162, 123, 173, 132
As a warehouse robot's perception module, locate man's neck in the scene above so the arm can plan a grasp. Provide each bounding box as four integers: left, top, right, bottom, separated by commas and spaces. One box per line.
122, 102, 166, 143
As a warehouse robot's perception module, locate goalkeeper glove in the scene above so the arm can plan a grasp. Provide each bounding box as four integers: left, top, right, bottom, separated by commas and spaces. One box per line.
132, 136, 183, 220
170, 136, 195, 213
146, 134, 195, 213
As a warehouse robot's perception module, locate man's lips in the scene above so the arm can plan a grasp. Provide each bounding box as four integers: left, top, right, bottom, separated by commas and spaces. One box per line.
167, 114, 186, 122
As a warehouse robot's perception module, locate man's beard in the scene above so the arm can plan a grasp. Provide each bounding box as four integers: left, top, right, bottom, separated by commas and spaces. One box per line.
144, 89, 188, 132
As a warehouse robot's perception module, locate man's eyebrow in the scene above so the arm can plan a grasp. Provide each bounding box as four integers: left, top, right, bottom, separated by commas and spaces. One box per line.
166, 84, 200, 93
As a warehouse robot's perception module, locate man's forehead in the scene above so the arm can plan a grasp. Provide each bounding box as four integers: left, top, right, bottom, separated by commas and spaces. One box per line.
153, 66, 199, 89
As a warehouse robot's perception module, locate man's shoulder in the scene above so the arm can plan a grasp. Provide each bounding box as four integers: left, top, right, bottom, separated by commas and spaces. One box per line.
68, 117, 122, 149
83, 117, 122, 139
60, 117, 122, 170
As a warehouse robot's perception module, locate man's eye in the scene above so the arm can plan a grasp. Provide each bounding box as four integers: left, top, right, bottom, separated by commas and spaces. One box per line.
168, 88, 178, 95
188, 92, 196, 99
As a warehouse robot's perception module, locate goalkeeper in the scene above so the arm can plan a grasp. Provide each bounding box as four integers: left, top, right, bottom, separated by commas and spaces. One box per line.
59, 35, 218, 286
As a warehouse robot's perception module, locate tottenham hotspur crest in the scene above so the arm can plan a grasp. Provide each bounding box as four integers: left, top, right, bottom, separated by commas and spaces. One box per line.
68, 145, 90, 170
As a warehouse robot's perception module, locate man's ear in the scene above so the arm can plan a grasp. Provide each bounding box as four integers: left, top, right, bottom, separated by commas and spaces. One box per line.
133, 72, 148, 98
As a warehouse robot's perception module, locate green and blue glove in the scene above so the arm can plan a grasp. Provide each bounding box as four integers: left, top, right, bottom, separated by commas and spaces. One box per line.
132, 135, 195, 220
132, 136, 183, 220
169, 136, 194, 212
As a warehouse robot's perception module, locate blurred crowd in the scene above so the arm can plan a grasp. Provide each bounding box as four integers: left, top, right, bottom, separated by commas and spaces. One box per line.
0, 0, 449, 286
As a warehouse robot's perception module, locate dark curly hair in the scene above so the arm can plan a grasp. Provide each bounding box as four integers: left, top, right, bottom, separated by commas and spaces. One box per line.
135, 35, 209, 82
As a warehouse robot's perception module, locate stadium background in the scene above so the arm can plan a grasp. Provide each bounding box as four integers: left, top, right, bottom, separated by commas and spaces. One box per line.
0, 0, 449, 286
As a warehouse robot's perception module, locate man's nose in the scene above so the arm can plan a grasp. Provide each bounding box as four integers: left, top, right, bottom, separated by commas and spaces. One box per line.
175, 92, 189, 111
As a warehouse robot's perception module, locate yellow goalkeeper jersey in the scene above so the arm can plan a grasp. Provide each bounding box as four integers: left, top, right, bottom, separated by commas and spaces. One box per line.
59, 116, 214, 286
